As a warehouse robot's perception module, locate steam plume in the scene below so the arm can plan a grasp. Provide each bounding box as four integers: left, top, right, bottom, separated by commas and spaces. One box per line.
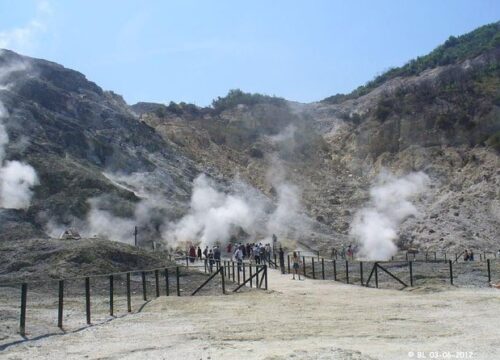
350, 171, 429, 260
0, 88, 39, 209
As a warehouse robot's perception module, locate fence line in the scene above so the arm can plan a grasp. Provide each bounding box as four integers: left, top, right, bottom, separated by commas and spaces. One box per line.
283, 254, 498, 291
1, 262, 268, 337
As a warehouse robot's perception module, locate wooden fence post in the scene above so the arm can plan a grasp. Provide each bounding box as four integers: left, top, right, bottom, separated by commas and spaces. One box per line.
164, 269, 170, 296
176, 267, 181, 296
58, 280, 64, 329
449, 260, 454, 285
155, 270, 160, 298
333, 260, 337, 281
312, 257, 316, 279
409, 261, 413, 287
287, 255, 291, 274
375, 263, 379, 288
345, 260, 349, 284
20, 283, 27, 336
221, 267, 226, 295
359, 262, 363, 286
141, 272, 147, 301
109, 275, 114, 316
303, 256, 306, 277
126, 273, 132, 312
321, 258, 325, 280
85, 277, 91, 324
487, 259, 491, 284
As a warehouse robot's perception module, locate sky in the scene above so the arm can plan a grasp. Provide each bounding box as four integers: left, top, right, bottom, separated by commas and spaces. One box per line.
0, 1, 498, 106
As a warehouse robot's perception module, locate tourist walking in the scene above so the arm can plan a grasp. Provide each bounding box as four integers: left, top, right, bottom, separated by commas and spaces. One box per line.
292, 251, 301, 280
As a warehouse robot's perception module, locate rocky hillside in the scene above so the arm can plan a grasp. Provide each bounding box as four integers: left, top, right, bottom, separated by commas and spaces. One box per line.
0, 22, 498, 254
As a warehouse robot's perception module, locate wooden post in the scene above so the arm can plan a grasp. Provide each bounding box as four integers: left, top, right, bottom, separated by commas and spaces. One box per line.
126, 273, 131, 312
155, 270, 160, 298
164, 269, 170, 296
345, 260, 349, 284
375, 263, 379, 288
176, 267, 181, 296
287, 255, 291, 274
359, 262, 363, 286
141, 272, 147, 301
237, 264, 241, 284
264, 265, 268, 290
109, 275, 114, 316
58, 280, 64, 329
333, 260, 337, 281
85, 277, 91, 324
243, 263, 246, 283
312, 257, 316, 279
302, 256, 306, 277
449, 260, 454, 285
20, 283, 27, 336
409, 261, 413, 287
221, 266, 226, 295
321, 258, 325, 280
487, 259, 491, 284
249, 265, 253, 288
232, 262, 235, 281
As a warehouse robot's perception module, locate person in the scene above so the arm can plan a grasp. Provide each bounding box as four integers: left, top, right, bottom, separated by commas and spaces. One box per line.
203, 246, 208, 259
254, 244, 260, 264
469, 249, 474, 261
347, 245, 353, 259
197, 246, 202, 260
234, 246, 243, 272
214, 246, 221, 267
208, 249, 215, 273
279, 247, 285, 274
292, 251, 301, 280
331, 247, 337, 259
464, 249, 469, 261
340, 245, 346, 259
189, 245, 196, 263
227, 243, 232, 255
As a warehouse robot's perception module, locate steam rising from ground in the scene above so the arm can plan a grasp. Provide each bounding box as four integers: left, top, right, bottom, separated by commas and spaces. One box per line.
164, 174, 262, 247
0, 61, 39, 209
350, 171, 429, 260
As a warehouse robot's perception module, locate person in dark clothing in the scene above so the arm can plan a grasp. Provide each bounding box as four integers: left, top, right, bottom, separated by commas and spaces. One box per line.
214, 246, 221, 267
208, 250, 215, 273
189, 245, 196, 263
279, 247, 285, 274
197, 246, 202, 260
203, 246, 208, 258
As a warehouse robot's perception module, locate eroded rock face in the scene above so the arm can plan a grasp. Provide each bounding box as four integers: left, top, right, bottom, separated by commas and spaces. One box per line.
0, 38, 498, 254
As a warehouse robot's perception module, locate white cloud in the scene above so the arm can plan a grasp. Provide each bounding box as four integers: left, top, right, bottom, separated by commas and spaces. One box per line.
0, 0, 53, 55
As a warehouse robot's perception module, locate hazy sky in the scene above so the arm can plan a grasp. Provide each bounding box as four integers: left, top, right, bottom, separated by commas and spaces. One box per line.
1, 0, 498, 106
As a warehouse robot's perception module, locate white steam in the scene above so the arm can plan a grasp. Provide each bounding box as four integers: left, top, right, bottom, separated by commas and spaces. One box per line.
0, 85, 39, 209
350, 171, 429, 260
164, 174, 262, 247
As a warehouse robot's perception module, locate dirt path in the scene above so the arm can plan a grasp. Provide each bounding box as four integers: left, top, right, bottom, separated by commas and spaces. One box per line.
2, 268, 499, 360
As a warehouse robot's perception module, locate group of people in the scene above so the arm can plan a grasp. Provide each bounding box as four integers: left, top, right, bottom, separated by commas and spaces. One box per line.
228, 242, 273, 264
463, 249, 475, 261
186, 240, 277, 273
331, 244, 357, 259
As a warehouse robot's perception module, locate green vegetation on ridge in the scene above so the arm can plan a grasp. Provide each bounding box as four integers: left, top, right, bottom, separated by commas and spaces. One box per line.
323, 21, 500, 103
